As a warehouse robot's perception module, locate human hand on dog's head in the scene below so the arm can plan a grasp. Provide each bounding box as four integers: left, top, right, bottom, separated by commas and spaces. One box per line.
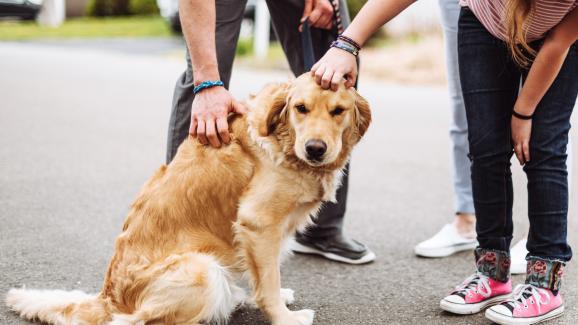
311, 47, 357, 91
189, 86, 247, 148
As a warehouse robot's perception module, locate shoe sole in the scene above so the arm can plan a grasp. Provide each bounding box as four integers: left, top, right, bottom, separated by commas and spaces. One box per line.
291, 242, 376, 265
440, 293, 511, 315
415, 241, 478, 258
485, 305, 564, 325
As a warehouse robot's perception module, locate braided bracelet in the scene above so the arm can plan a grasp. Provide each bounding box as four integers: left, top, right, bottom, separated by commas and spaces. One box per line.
331, 40, 359, 57
193, 80, 224, 94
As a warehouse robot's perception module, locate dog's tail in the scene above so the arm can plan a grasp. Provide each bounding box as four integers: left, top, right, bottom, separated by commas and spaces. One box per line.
5, 287, 109, 325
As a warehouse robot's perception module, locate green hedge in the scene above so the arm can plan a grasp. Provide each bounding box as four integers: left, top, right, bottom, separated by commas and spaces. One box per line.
129, 0, 160, 15
87, 0, 159, 16
347, 0, 367, 19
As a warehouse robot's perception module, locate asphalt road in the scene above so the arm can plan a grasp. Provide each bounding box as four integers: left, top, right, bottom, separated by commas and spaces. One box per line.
1, 40, 577, 325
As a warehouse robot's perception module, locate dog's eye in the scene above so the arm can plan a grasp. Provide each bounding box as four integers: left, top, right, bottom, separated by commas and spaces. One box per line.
330, 107, 345, 116
296, 104, 309, 114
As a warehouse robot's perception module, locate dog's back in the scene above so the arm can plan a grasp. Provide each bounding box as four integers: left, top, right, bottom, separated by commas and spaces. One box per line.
7, 117, 259, 325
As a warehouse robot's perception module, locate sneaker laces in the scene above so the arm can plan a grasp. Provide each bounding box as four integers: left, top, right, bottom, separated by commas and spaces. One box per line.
454, 272, 491, 298
507, 284, 550, 312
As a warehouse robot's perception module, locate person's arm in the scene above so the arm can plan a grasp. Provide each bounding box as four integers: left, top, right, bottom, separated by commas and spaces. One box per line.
179, 0, 245, 148
311, 0, 416, 90
512, 8, 578, 164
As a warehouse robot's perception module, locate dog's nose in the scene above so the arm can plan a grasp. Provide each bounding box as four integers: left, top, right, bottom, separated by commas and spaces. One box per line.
305, 139, 327, 161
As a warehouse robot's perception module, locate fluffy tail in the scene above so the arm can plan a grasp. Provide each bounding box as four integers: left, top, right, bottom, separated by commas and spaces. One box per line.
5, 287, 108, 325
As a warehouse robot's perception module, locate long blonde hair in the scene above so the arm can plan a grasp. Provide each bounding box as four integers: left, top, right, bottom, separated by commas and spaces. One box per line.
505, 0, 536, 67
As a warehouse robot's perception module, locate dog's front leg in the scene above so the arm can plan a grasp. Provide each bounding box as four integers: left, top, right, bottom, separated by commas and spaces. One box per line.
235, 218, 314, 325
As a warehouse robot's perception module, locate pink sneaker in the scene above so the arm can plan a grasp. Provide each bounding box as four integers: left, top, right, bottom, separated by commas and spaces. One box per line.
485, 284, 564, 324
440, 272, 512, 314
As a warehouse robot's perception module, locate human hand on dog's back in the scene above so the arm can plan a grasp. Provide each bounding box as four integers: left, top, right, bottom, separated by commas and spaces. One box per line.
189, 86, 246, 148
179, 0, 246, 148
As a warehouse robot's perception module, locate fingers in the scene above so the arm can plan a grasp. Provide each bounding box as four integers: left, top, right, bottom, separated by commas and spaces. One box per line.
314, 65, 326, 85
196, 120, 208, 145
514, 143, 524, 165
232, 100, 247, 115
523, 141, 531, 163
315, 13, 332, 30
320, 68, 334, 89
308, 8, 322, 26
299, 0, 313, 31
300, 0, 313, 22
311, 61, 320, 75
308, 8, 333, 30
189, 117, 198, 137
330, 71, 344, 91
205, 118, 221, 148
344, 74, 356, 88
216, 117, 230, 144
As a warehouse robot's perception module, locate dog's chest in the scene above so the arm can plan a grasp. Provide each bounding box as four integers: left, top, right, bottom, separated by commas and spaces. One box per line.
294, 171, 341, 204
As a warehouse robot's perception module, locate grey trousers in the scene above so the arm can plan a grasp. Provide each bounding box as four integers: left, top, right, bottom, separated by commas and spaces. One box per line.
166, 0, 352, 238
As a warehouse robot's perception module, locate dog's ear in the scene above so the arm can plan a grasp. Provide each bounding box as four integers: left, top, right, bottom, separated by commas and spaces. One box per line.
256, 82, 290, 137
353, 90, 372, 139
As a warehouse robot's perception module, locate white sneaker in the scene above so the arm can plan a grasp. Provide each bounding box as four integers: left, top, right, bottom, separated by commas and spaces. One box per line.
510, 239, 528, 275
414, 223, 478, 258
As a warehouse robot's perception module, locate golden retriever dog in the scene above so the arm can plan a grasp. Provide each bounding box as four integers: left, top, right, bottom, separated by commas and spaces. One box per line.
5, 73, 371, 325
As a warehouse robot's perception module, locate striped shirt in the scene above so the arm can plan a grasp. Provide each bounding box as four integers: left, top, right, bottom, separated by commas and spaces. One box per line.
459, 0, 578, 42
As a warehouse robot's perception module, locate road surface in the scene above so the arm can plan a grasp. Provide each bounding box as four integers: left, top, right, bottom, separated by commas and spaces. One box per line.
1, 40, 577, 324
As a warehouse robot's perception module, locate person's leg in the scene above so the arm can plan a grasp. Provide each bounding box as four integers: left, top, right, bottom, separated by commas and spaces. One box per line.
522, 40, 577, 271
440, 7, 519, 314
485, 42, 578, 325
414, 0, 477, 258
440, 0, 475, 223
166, 0, 247, 163
267, 0, 374, 264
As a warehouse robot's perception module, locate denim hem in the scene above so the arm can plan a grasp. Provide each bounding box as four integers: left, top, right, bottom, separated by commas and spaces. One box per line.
475, 248, 510, 282
455, 202, 475, 215
526, 257, 566, 293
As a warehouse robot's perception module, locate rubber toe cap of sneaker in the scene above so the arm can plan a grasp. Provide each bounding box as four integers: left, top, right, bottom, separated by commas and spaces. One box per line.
488, 304, 512, 317
443, 295, 465, 304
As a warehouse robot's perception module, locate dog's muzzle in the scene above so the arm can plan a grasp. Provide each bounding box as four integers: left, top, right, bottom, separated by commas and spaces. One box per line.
305, 139, 327, 162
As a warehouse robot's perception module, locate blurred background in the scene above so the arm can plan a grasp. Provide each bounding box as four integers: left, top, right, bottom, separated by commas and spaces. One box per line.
2, 1, 577, 324
0, 0, 444, 84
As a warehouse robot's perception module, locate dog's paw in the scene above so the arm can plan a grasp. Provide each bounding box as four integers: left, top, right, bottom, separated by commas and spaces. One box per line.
290, 309, 315, 325
280, 288, 295, 305
273, 309, 315, 325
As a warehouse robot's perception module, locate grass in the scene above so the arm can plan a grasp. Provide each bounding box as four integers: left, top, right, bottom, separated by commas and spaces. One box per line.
0, 15, 173, 40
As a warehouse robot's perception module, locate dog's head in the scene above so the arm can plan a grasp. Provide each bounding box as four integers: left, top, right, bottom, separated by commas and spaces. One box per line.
249, 73, 371, 168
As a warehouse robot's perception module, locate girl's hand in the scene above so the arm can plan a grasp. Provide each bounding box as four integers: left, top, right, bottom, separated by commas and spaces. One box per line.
311, 47, 357, 91
511, 116, 532, 165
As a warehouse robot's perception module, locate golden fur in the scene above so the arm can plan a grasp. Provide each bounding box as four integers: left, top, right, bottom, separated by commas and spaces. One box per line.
5, 74, 371, 325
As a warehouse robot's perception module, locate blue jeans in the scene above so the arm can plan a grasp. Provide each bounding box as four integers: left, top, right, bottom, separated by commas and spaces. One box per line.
458, 7, 577, 262
438, 0, 575, 216
438, 0, 475, 214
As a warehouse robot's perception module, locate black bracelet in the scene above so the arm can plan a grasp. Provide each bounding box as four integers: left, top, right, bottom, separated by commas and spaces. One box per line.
512, 110, 533, 120
337, 35, 361, 50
